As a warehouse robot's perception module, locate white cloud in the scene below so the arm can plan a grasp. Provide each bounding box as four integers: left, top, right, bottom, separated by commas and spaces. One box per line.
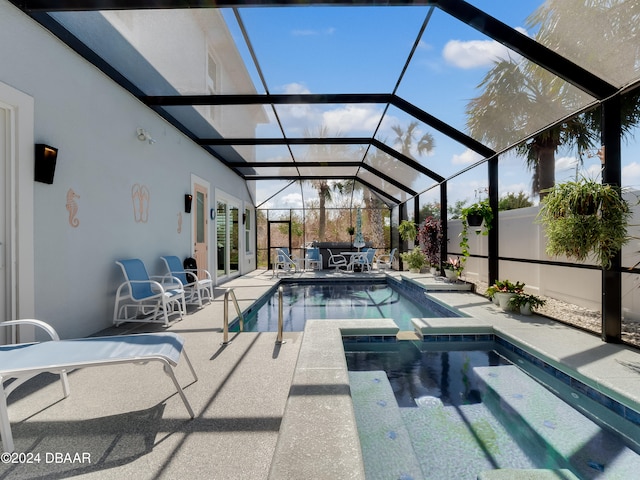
291, 27, 335, 36
451, 148, 482, 165
417, 40, 433, 51
443, 39, 509, 68
555, 155, 579, 172
279, 193, 303, 208
322, 105, 383, 134
623, 162, 640, 188
442, 27, 527, 69
281, 82, 311, 95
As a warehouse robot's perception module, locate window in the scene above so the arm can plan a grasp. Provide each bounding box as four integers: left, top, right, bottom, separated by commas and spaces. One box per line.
206, 52, 219, 121
245, 208, 251, 253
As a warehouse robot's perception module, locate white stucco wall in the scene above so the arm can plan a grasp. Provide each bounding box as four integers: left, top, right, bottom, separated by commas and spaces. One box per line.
0, 1, 255, 338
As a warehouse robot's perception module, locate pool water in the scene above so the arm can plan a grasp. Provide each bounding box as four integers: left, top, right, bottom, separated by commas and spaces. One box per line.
345, 341, 640, 480
241, 282, 453, 332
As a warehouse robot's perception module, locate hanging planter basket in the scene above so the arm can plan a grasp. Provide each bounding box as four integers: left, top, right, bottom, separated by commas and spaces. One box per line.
466, 213, 484, 227
537, 178, 632, 269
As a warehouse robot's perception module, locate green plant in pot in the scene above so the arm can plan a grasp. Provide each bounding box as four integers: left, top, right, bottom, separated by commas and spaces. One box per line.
491, 279, 525, 310
442, 256, 463, 280
400, 247, 426, 273
537, 177, 633, 268
346, 226, 355, 236
460, 199, 493, 260
509, 293, 546, 316
484, 285, 499, 303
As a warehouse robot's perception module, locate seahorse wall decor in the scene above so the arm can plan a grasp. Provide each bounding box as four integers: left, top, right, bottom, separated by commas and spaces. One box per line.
66, 188, 80, 227
131, 183, 150, 223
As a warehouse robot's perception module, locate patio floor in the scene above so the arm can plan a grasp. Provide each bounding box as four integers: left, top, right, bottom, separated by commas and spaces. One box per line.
2, 269, 640, 479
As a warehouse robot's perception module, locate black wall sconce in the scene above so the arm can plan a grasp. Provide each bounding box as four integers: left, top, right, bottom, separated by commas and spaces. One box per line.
242, 212, 247, 224
34, 144, 58, 184
184, 194, 192, 214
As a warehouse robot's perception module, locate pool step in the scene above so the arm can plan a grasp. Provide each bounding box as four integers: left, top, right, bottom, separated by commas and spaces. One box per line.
349, 371, 425, 480
475, 365, 640, 479
402, 400, 543, 478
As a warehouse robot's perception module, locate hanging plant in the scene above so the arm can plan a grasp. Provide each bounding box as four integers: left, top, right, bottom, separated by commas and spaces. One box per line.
418, 216, 442, 267
459, 199, 493, 260
398, 220, 418, 242
537, 177, 633, 269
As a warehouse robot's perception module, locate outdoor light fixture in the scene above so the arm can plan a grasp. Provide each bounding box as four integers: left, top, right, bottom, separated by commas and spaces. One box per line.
184, 194, 192, 213
242, 212, 247, 224
136, 127, 155, 144
34, 144, 58, 184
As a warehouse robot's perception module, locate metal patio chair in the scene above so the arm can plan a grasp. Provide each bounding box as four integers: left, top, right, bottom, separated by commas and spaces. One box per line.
113, 258, 186, 327
161, 255, 213, 308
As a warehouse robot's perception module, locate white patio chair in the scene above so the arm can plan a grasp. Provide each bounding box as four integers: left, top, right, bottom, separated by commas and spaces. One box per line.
161, 255, 213, 308
273, 248, 300, 277
376, 248, 397, 270
113, 259, 186, 327
0, 319, 197, 453
327, 249, 348, 271
350, 248, 376, 272
304, 247, 323, 271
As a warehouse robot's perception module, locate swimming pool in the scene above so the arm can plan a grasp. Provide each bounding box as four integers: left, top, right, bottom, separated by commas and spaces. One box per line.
345, 340, 640, 480
239, 280, 461, 332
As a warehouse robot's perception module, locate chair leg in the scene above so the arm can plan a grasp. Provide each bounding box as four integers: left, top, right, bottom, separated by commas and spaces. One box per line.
161, 361, 195, 419
1, 383, 15, 453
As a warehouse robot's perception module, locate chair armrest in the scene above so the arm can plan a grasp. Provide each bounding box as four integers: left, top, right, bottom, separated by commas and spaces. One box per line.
1, 319, 61, 341
186, 268, 212, 281
125, 279, 176, 297
153, 274, 185, 288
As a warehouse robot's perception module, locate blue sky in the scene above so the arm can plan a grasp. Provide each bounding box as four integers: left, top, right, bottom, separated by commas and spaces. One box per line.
222, 3, 640, 210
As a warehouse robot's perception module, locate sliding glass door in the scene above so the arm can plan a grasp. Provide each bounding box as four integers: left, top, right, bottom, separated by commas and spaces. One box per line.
216, 198, 240, 279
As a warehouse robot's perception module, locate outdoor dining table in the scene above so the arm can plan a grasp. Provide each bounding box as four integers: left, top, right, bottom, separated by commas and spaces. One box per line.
340, 251, 367, 271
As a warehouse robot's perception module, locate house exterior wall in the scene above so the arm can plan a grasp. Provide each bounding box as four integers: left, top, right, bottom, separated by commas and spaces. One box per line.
0, 1, 256, 339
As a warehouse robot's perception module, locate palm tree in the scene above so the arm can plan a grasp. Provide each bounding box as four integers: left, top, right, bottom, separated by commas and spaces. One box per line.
467, 0, 640, 197
391, 121, 435, 159
467, 59, 596, 197
304, 126, 351, 241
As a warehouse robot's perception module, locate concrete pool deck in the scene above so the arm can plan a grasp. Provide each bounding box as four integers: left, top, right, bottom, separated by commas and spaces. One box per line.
2, 268, 640, 479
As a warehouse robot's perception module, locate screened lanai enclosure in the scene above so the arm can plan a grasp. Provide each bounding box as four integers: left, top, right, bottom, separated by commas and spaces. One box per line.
12, 0, 640, 346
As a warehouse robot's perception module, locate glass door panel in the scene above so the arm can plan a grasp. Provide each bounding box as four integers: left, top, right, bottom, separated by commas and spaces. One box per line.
217, 201, 227, 277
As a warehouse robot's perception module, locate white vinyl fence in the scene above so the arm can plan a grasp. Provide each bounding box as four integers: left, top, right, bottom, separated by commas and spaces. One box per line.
445, 192, 640, 323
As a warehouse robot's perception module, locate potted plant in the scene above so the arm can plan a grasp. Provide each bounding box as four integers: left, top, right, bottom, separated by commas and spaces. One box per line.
442, 256, 463, 280
346, 226, 355, 236
537, 177, 633, 269
460, 199, 493, 260
484, 284, 499, 304
398, 220, 418, 243
418, 216, 442, 275
400, 247, 426, 273
509, 293, 546, 315
491, 279, 525, 310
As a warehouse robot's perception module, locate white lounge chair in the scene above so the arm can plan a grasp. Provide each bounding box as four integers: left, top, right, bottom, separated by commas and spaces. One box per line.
161, 255, 213, 308
114, 259, 186, 327
0, 319, 197, 453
